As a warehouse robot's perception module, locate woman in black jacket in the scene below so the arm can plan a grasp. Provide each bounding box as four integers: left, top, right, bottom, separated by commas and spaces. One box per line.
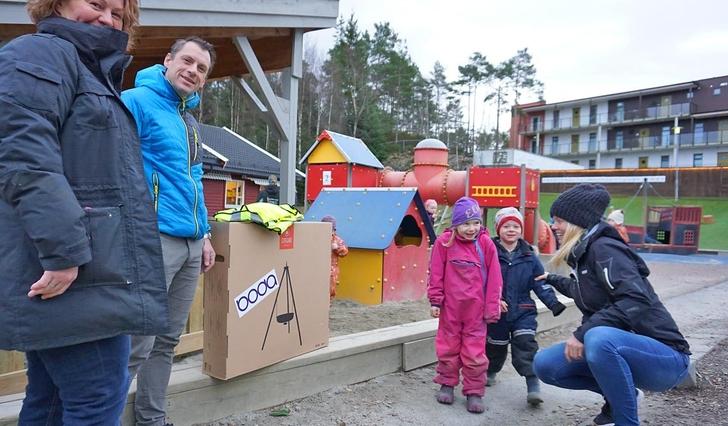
0, 0, 167, 422
533, 184, 691, 426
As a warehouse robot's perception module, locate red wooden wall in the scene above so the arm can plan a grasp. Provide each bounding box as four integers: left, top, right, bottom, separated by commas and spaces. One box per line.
244, 180, 260, 205
202, 178, 225, 215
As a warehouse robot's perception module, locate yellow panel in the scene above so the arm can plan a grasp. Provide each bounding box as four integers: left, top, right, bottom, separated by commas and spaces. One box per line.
308, 139, 347, 164
337, 248, 383, 305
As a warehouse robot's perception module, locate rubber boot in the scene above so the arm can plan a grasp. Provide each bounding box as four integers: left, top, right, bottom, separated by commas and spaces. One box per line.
466, 395, 484, 413
526, 375, 543, 406
486, 371, 497, 387
436, 385, 454, 405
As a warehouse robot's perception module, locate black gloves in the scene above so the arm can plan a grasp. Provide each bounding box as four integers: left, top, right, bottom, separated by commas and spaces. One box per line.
551, 301, 567, 317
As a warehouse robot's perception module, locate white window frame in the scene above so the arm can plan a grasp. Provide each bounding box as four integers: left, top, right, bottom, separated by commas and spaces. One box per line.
225, 180, 245, 208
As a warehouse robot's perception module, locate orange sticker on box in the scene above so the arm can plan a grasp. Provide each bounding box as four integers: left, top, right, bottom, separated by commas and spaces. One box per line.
279, 226, 294, 249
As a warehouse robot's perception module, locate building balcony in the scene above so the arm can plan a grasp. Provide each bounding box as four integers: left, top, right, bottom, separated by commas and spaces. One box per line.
607, 102, 694, 125
545, 141, 606, 157
519, 102, 695, 135
678, 130, 728, 148
542, 130, 728, 158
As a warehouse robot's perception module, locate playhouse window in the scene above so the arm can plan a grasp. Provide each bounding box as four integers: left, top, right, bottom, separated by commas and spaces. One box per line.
394, 215, 422, 247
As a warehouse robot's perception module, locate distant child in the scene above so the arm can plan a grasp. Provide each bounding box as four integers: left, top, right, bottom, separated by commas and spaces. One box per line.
425, 199, 438, 224
428, 197, 503, 414
607, 209, 630, 243
256, 174, 280, 204
321, 215, 348, 301
486, 207, 566, 406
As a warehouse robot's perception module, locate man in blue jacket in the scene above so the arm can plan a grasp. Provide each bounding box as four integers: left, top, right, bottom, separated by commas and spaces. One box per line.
122, 37, 216, 426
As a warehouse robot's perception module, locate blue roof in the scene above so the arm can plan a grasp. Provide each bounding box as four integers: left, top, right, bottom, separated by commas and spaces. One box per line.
299, 130, 384, 169
304, 188, 436, 250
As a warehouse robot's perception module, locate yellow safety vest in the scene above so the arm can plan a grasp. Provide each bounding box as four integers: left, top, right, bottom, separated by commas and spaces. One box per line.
213, 202, 303, 234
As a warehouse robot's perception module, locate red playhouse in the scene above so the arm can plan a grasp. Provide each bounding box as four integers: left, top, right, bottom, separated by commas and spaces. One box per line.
625, 205, 703, 255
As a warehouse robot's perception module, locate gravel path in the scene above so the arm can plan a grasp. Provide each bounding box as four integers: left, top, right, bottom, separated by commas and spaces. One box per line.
202, 256, 728, 425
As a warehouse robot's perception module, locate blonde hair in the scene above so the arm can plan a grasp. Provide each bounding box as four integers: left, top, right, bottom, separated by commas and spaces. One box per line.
442, 231, 457, 248
549, 222, 585, 269
26, 0, 140, 49
442, 222, 481, 248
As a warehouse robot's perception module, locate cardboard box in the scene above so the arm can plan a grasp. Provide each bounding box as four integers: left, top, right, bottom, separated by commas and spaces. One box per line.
203, 221, 330, 380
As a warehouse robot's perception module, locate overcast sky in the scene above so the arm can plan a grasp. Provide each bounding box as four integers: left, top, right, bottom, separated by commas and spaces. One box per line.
305, 0, 728, 130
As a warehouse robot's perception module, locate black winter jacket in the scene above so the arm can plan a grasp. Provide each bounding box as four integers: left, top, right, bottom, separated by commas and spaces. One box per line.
494, 238, 562, 325
0, 18, 168, 350
256, 185, 280, 204
546, 222, 690, 354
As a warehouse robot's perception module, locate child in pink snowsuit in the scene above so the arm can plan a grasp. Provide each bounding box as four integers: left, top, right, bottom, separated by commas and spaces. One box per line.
321, 215, 348, 301
428, 197, 503, 414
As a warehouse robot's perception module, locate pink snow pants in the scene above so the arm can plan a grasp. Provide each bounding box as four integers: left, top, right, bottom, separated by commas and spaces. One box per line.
434, 302, 488, 397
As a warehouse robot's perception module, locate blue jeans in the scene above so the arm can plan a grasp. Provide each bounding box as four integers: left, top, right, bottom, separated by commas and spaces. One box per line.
533, 326, 690, 426
19, 335, 130, 426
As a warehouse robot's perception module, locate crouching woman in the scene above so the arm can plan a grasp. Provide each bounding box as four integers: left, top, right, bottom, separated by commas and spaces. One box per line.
532, 184, 691, 426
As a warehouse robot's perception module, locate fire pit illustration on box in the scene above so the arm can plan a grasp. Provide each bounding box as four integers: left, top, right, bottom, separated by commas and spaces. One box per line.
232, 264, 302, 351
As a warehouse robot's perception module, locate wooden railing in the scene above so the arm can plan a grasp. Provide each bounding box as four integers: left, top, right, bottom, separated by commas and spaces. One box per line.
0, 276, 205, 396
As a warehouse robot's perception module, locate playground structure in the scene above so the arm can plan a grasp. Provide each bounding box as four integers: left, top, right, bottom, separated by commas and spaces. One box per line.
299, 131, 551, 304
626, 205, 703, 255
300, 130, 546, 247
304, 188, 436, 304
546, 175, 704, 255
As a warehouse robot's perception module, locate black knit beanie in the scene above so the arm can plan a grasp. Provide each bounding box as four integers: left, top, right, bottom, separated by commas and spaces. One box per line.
550, 183, 610, 229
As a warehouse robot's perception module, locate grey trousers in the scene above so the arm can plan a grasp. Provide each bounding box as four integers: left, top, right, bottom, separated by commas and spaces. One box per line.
129, 234, 203, 426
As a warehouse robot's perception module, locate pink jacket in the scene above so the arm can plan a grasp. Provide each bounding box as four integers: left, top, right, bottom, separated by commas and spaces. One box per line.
428, 227, 503, 323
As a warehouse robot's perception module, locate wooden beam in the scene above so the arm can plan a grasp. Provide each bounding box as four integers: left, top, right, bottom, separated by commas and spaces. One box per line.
132, 37, 230, 53
123, 34, 293, 87
0, 331, 203, 397
0, 369, 26, 397
187, 277, 204, 333
136, 26, 290, 40
0, 351, 24, 375
234, 35, 290, 141
0, 23, 33, 40
174, 331, 204, 356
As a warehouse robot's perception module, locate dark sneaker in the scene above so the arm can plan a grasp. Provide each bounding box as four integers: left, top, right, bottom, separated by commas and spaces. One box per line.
593, 390, 643, 425
466, 395, 484, 413
436, 385, 454, 405
592, 401, 613, 425
486, 371, 497, 387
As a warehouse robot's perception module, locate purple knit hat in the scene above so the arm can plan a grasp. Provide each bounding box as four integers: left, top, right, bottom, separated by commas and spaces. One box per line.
321, 215, 336, 230
451, 197, 481, 227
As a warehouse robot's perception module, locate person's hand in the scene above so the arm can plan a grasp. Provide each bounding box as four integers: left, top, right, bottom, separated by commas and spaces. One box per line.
499, 300, 508, 313
201, 239, 216, 273
564, 334, 584, 362
28, 267, 79, 299
535, 272, 549, 281
430, 306, 440, 318
331, 242, 339, 251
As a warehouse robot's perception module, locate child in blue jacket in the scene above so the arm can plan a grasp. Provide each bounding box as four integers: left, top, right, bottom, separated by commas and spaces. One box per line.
486, 207, 566, 406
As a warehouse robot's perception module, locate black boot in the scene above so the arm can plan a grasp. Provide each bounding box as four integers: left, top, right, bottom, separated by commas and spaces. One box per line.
526, 375, 543, 406
486, 371, 497, 387
593, 399, 612, 425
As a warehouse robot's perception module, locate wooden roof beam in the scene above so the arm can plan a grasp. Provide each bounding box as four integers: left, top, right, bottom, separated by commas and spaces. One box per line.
233, 35, 290, 142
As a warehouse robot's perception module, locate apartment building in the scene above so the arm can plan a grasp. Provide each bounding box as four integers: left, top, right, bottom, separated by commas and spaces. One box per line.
509, 75, 728, 169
